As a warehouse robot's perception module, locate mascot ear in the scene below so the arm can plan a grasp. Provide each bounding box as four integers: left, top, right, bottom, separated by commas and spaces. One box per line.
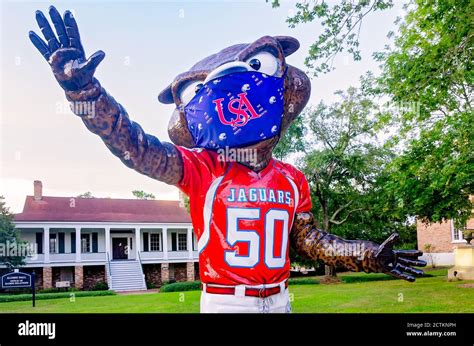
158, 87, 174, 104
274, 36, 300, 57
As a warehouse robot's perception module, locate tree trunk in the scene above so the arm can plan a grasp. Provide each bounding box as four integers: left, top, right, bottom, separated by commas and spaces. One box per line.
320, 265, 340, 284
324, 265, 337, 277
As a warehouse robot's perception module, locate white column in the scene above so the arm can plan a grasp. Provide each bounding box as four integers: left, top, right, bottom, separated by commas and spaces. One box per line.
135, 228, 141, 259
187, 227, 193, 259
105, 227, 111, 259
75, 227, 81, 262
162, 227, 168, 259
44, 227, 50, 263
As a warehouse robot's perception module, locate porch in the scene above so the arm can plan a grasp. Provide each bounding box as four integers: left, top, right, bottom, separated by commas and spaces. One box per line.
15, 223, 198, 266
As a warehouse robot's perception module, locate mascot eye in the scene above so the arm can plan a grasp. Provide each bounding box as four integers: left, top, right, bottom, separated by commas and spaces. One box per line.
179, 80, 204, 105
245, 51, 279, 75
195, 83, 204, 93
248, 58, 261, 70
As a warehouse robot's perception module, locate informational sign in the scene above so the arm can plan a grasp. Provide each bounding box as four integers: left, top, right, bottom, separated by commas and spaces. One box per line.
1, 271, 32, 288
1, 270, 36, 307
55, 281, 71, 288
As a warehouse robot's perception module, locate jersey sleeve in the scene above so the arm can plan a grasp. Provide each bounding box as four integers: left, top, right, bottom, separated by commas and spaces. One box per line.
295, 172, 312, 213
176, 146, 227, 196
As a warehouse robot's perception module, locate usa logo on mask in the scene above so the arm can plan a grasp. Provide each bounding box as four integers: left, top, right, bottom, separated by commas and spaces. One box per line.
213, 93, 263, 127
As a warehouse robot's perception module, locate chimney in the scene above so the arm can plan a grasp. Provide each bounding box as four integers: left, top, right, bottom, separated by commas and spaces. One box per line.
178, 190, 185, 208
33, 180, 43, 201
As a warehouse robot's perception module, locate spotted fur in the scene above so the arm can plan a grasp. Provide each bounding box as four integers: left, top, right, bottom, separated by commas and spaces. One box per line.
291, 212, 385, 273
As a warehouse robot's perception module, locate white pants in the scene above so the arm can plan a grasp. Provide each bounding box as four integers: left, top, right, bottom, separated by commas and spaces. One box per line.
200, 281, 291, 313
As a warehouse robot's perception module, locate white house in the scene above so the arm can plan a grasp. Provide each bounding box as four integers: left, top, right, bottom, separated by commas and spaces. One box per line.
10, 181, 198, 291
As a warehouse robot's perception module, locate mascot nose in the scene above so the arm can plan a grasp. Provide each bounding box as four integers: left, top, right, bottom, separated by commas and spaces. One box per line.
204, 61, 250, 83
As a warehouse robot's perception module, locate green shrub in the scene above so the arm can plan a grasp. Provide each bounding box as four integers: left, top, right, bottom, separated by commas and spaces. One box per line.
146, 282, 157, 290
340, 274, 395, 283
91, 281, 109, 291
288, 277, 319, 285
0, 288, 34, 295
159, 272, 430, 292
37, 288, 59, 294
37, 287, 78, 294
0, 290, 115, 303
340, 272, 433, 284
160, 281, 201, 292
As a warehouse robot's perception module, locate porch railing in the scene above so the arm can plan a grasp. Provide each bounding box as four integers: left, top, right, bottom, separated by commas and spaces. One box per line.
137, 251, 146, 284
106, 251, 112, 287
23, 250, 197, 263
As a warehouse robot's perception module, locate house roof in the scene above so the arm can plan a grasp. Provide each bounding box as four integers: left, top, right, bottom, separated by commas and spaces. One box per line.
14, 196, 191, 224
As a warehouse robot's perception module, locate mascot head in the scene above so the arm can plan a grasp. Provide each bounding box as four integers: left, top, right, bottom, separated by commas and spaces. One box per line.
158, 35, 311, 165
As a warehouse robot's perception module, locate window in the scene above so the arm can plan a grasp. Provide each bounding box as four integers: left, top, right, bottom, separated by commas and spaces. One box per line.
81, 234, 91, 253
49, 234, 57, 254
36, 233, 43, 254
451, 220, 466, 242
192, 232, 198, 251
60, 268, 73, 282
178, 233, 187, 251
150, 233, 161, 251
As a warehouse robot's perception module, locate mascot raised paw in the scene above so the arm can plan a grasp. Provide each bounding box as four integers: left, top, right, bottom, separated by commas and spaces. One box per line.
29, 6, 426, 313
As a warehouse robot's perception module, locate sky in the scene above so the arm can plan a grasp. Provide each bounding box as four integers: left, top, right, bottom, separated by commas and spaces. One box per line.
0, 0, 405, 213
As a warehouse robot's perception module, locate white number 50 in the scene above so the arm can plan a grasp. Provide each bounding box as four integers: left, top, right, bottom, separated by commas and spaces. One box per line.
224, 207, 289, 268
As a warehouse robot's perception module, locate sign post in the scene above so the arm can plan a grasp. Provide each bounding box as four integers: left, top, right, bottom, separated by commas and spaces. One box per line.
32, 270, 36, 307
1, 270, 35, 308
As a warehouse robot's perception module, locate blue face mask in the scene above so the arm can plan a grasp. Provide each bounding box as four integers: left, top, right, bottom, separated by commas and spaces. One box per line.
184, 70, 285, 149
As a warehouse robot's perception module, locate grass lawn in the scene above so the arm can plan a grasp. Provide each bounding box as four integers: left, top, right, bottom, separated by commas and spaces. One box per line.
0, 269, 472, 313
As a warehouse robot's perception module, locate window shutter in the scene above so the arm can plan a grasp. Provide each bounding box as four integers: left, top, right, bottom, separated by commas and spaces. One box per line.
171, 233, 177, 251
92, 233, 98, 253
71, 232, 76, 253
58, 232, 65, 253
143, 232, 149, 252
36, 232, 43, 254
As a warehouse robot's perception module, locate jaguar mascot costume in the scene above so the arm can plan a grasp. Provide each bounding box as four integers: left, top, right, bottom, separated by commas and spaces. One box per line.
29, 6, 426, 313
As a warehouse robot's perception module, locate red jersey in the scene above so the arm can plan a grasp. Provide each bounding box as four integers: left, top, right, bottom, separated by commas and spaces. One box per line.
177, 147, 312, 286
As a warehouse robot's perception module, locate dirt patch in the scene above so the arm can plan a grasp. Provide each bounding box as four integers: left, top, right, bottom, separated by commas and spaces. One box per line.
318, 276, 342, 285
458, 283, 474, 289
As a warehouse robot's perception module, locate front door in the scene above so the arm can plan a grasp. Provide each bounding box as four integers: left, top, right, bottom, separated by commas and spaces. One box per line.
112, 238, 128, 260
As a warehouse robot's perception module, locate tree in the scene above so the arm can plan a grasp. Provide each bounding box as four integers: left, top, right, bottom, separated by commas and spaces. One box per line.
382, 114, 473, 227
132, 190, 156, 200
273, 0, 473, 227
274, 115, 306, 160
373, 0, 474, 227
0, 196, 26, 269
299, 87, 416, 277
77, 191, 94, 198
270, 0, 394, 75
183, 195, 191, 213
